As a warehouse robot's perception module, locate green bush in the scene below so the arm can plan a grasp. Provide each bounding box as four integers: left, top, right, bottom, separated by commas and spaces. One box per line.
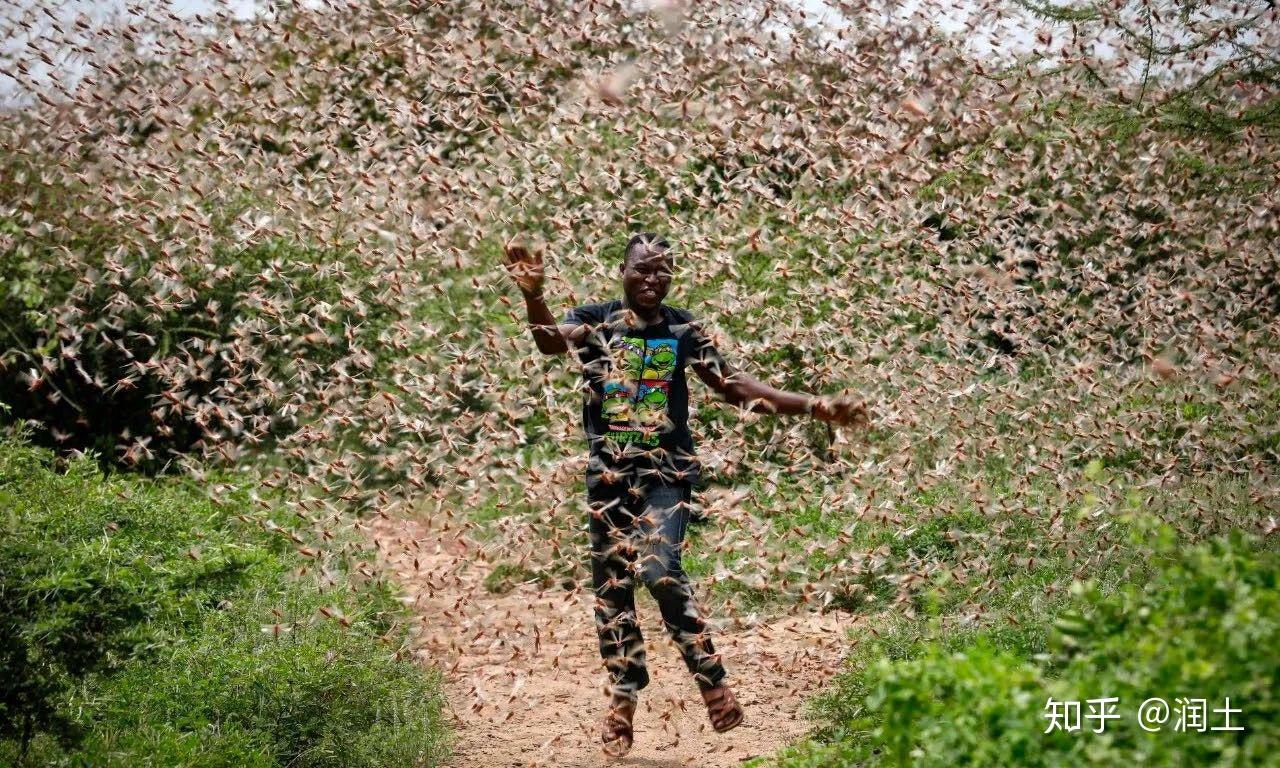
0, 151, 398, 472
0, 430, 448, 767
58, 586, 447, 768
770, 529, 1280, 767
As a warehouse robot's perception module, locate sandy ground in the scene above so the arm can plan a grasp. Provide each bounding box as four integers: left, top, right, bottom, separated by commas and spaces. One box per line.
371, 514, 862, 768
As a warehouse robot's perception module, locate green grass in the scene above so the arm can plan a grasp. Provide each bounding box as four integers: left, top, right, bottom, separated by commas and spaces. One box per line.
760, 527, 1280, 767
0, 428, 449, 768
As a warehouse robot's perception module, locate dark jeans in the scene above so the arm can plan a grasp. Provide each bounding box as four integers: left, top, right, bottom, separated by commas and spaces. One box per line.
587, 475, 727, 697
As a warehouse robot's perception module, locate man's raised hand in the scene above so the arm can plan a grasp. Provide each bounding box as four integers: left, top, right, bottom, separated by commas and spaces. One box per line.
503, 241, 545, 298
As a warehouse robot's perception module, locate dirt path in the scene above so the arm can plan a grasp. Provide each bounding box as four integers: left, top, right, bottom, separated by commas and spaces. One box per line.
371, 514, 862, 768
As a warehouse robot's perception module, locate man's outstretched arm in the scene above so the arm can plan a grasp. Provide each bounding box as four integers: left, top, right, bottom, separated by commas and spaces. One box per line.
693, 352, 867, 427
504, 242, 588, 355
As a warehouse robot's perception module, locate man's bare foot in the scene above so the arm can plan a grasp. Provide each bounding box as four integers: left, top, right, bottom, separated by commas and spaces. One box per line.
601, 691, 637, 758
701, 683, 744, 733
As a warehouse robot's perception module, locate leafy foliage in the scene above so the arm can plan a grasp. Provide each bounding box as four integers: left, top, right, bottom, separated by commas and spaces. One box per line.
766, 528, 1280, 767
0, 430, 447, 767
0, 153, 399, 472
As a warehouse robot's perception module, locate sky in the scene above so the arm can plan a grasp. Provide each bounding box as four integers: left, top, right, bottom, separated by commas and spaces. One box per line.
2, 0, 1261, 108
1, 0, 1052, 108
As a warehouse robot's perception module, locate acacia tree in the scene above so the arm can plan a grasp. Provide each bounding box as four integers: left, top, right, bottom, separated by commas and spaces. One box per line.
1015, 0, 1279, 132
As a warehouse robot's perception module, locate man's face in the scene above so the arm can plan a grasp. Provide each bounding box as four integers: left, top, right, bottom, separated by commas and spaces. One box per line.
621, 247, 673, 311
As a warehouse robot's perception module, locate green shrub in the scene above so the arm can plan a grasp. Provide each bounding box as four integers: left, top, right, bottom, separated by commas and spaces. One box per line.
770, 529, 1280, 767
62, 585, 447, 768
0, 430, 448, 767
0, 151, 399, 472
0, 432, 270, 750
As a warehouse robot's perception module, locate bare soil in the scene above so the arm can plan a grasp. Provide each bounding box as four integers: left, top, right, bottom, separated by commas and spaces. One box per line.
372, 514, 862, 768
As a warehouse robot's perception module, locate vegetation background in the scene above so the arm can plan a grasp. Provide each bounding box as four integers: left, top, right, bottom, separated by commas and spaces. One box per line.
1, 0, 1276, 765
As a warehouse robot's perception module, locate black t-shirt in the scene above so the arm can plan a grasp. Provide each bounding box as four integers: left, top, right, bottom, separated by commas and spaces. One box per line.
561, 300, 728, 490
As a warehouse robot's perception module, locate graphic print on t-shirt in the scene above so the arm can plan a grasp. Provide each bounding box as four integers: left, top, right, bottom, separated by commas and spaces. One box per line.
604, 336, 676, 446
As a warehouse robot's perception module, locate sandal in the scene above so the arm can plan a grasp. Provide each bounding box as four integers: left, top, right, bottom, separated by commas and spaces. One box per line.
601, 692, 637, 758
701, 683, 745, 733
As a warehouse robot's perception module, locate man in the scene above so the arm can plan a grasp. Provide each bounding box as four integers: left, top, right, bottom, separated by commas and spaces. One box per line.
504, 232, 867, 758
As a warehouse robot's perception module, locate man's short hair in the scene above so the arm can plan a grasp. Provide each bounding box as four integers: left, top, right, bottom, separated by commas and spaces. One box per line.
623, 232, 671, 265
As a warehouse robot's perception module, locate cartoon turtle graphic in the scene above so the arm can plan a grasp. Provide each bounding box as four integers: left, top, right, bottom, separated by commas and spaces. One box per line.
642, 340, 677, 380
612, 336, 645, 380
635, 384, 670, 428
601, 381, 634, 423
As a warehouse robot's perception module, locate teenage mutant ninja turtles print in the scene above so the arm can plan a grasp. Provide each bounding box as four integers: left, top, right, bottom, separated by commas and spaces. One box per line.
605, 336, 676, 446
562, 300, 730, 489
601, 381, 635, 422
642, 339, 677, 379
